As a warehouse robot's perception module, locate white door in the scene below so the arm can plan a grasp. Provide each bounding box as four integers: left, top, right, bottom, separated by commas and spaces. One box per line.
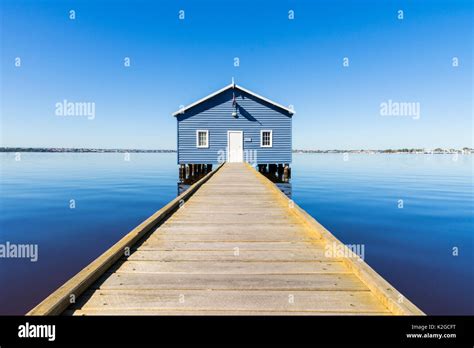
228, 131, 243, 162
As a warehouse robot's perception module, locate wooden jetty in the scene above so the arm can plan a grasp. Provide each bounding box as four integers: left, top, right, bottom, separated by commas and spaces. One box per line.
28, 163, 424, 316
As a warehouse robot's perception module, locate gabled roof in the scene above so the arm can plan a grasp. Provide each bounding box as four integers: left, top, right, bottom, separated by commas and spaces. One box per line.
172, 83, 295, 116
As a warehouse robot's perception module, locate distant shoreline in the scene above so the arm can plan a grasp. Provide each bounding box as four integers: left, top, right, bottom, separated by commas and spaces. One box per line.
294, 148, 473, 154
0, 147, 176, 153
1, 147, 472, 154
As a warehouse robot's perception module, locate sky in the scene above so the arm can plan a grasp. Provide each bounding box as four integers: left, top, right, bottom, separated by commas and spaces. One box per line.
1, 0, 472, 150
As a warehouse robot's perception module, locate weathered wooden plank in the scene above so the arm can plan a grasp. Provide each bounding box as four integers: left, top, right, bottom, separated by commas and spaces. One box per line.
72, 289, 390, 313
145, 226, 319, 241
126, 249, 332, 262
175, 209, 294, 215
156, 222, 309, 232
95, 273, 368, 291
167, 216, 297, 224
144, 234, 317, 243
181, 200, 284, 206
146, 229, 316, 240
66, 309, 390, 316
175, 209, 289, 215
194, 191, 270, 195
112, 260, 350, 274
137, 241, 317, 250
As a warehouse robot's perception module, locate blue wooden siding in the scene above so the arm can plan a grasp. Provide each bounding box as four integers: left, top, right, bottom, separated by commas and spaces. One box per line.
177, 88, 292, 164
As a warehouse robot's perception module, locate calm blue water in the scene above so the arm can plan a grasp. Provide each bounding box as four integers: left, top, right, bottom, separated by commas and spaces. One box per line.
0, 153, 472, 315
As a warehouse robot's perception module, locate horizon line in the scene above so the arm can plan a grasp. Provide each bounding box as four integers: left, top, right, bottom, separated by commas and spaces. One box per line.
1, 146, 473, 153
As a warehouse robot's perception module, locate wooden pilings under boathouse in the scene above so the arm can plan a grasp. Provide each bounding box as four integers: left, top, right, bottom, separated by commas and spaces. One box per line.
257, 163, 291, 183
180, 162, 291, 185
179, 163, 213, 184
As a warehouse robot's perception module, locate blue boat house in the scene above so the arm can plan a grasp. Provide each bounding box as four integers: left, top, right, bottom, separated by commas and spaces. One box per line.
173, 82, 294, 182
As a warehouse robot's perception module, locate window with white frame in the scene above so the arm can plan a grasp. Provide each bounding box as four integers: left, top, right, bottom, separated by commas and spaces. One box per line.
261, 130, 272, 147
196, 130, 209, 148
